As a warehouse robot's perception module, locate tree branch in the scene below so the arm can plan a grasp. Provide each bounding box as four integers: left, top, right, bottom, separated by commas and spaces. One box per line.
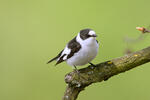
62, 46, 150, 100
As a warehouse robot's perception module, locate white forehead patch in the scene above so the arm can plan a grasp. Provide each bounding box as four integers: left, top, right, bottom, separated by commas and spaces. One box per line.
88, 30, 96, 35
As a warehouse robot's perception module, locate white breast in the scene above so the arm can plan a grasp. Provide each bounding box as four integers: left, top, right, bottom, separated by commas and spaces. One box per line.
66, 33, 99, 66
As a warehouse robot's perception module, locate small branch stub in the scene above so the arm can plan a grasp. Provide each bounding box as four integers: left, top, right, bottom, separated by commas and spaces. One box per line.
136, 26, 150, 33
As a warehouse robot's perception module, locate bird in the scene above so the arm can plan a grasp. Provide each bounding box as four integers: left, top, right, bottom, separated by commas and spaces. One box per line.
47, 28, 99, 70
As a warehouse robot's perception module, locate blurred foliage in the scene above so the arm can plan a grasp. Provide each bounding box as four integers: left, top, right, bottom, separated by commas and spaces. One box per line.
0, 0, 150, 100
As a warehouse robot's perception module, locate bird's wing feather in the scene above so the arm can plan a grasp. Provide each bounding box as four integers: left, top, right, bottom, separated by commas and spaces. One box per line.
55, 46, 70, 65
67, 37, 81, 59
48, 37, 81, 66
55, 54, 66, 65
56, 37, 81, 65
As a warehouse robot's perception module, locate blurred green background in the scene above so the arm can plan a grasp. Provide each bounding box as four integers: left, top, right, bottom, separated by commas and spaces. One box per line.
1, 0, 150, 100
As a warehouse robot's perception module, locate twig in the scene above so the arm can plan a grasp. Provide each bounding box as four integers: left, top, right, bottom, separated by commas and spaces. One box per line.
136, 27, 150, 33
123, 26, 150, 54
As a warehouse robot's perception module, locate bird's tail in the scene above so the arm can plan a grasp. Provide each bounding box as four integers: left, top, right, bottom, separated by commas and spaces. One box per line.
47, 56, 58, 64
47, 50, 64, 64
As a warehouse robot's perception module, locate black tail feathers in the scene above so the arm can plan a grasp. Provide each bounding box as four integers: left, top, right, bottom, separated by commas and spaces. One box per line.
47, 50, 64, 64
47, 56, 58, 64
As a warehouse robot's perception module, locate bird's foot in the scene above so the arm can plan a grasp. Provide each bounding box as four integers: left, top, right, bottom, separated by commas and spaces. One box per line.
73, 66, 87, 81
73, 68, 80, 75
73, 66, 79, 73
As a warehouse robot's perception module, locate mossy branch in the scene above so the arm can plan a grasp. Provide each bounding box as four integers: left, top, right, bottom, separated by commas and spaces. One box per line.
62, 46, 150, 100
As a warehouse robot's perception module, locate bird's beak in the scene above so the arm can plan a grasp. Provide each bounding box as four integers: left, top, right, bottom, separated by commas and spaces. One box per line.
91, 34, 97, 37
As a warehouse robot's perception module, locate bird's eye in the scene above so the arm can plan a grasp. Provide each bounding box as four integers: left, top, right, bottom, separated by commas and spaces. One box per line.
87, 34, 91, 37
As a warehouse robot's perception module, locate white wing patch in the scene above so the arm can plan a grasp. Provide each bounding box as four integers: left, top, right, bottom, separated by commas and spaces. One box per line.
57, 46, 71, 61
63, 55, 67, 60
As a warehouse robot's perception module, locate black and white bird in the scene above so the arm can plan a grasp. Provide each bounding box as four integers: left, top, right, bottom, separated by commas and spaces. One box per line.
47, 28, 99, 69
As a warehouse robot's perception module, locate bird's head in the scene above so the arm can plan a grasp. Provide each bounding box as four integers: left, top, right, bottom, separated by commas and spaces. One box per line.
79, 28, 97, 40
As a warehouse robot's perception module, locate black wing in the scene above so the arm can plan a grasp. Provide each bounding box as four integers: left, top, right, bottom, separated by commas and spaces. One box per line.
47, 37, 81, 66
56, 37, 81, 65
55, 54, 66, 65
67, 37, 81, 59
